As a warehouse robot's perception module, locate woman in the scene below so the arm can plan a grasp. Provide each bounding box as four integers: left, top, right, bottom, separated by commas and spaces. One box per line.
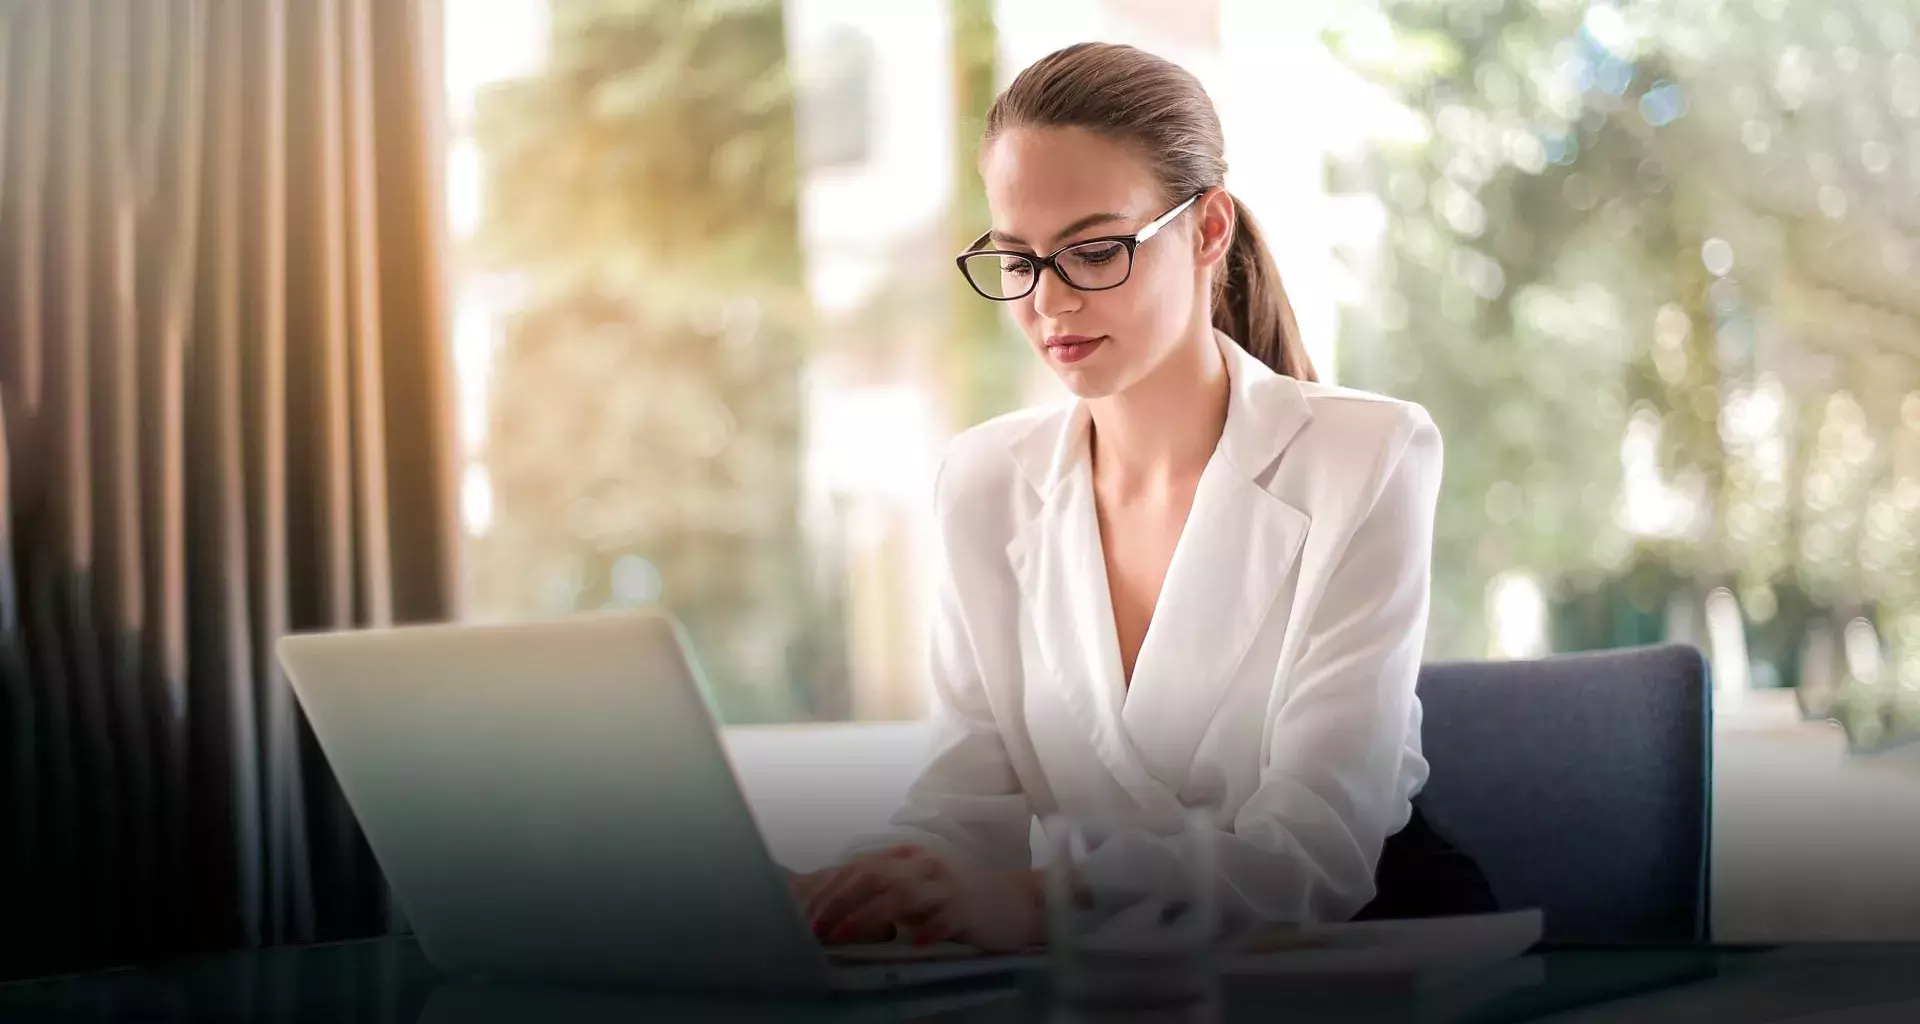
798, 42, 1492, 951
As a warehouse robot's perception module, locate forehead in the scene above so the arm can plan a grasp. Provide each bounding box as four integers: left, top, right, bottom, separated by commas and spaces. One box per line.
979, 127, 1164, 235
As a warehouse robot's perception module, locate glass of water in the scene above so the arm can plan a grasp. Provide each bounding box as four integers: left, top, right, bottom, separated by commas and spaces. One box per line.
1042, 809, 1223, 1021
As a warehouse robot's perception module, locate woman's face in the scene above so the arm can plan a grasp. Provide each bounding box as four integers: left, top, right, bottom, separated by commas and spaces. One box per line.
977, 126, 1231, 400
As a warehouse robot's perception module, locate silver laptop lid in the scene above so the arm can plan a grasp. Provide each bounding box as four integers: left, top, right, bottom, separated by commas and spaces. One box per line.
277, 610, 827, 991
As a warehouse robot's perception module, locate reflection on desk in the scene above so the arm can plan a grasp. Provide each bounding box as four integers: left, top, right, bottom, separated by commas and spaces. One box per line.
1532, 945, 1920, 1023
420, 978, 1020, 1024
5, 936, 1920, 1023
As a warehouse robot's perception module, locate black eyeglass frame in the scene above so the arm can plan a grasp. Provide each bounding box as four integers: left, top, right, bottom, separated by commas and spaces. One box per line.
954, 192, 1204, 302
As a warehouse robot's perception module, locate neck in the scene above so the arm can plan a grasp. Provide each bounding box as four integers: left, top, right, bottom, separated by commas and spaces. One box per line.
1086, 324, 1229, 499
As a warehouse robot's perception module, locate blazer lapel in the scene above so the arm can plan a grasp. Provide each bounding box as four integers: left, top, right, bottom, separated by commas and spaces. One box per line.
1120, 332, 1314, 791
1006, 407, 1184, 819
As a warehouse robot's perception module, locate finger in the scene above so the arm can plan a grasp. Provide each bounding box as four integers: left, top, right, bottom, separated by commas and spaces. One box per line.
805, 866, 875, 927
910, 917, 957, 946
811, 864, 906, 933
796, 866, 835, 908
889, 881, 950, 925
903, 901, 964, 947
803, 849, 916, 918
837, 879, 948, 933
815, 869, 917, 936
835, 880, 950, 942
807, 848, 939, 930
828, 889, 911, 944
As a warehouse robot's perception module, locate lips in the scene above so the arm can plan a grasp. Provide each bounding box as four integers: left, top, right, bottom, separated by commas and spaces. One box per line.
1044, 334, 1106, 365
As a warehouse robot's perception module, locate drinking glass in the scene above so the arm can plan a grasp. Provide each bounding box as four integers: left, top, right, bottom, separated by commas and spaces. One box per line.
1042, 809, 1223, 1021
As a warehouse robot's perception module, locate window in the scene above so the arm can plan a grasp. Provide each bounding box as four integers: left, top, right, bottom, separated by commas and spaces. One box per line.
441, 1, 1920, 753
797, 24, 877, 171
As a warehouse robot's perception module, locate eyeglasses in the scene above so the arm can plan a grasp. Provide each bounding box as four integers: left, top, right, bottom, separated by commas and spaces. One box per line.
955, 193, 1203, 302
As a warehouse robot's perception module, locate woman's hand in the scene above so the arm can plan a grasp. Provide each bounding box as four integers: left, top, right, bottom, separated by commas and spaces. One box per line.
799, 845, 1044, 952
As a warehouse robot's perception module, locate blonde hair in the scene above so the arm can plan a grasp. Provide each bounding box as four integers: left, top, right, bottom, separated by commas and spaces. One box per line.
984, 42, 1316, 381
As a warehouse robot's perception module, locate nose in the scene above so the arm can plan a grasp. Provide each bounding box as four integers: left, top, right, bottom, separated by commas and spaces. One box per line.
1029, 263, 1081, 320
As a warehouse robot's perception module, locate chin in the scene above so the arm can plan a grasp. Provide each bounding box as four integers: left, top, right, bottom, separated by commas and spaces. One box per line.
1050, 367, 1124, 400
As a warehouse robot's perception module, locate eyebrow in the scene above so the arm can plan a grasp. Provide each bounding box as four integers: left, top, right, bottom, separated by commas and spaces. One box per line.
988, 211, 1131, 249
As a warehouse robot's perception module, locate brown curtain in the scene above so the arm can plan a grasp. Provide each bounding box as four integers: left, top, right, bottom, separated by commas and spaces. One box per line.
0, 0, 459, 980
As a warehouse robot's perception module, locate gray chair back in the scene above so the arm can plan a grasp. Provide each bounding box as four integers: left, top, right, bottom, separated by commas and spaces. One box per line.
1415, 644, 1711, 943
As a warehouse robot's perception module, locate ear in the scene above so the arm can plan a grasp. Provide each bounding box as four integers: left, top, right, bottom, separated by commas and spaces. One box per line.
1193, 187, 1235, 271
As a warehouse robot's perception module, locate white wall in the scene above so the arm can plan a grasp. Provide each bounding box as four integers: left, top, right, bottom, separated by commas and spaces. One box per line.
1712, 693, 1920, 941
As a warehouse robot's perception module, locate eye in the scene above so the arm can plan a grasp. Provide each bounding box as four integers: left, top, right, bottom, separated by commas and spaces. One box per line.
1000, 257, 1034, 276
1068, 243, 1124, 266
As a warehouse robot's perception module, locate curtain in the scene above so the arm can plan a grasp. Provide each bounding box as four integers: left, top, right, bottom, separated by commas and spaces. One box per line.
0, 0, 459, 980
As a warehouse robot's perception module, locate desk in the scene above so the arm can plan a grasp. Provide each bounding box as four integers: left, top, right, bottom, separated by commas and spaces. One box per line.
6, 938, 1918, 1023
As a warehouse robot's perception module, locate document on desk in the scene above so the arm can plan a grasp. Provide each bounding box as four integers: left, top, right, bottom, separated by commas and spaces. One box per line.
822, 909, 1542, 994
1225, 908, 1544, 990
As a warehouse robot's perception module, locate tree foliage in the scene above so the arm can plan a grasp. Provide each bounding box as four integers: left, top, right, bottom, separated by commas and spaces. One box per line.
1332, 0, 1919, 747
470, 0, 827, 723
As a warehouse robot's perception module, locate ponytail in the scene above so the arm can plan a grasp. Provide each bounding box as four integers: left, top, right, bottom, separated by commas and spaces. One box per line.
1215, 195, 1316, 382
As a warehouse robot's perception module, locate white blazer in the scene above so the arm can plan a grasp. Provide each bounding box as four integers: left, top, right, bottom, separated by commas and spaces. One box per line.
851, 329, 1443, 928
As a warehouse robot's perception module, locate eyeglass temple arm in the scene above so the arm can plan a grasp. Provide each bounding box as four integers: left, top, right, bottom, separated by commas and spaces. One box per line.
1135, 192, 1204, 244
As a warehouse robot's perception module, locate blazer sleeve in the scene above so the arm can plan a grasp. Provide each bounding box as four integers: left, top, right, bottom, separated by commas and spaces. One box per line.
839, 456, 1035, 872
1073, 407, 1443, 928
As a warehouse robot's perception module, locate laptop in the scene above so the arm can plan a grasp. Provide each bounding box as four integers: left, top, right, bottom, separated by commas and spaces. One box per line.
277, 609, 1037, 994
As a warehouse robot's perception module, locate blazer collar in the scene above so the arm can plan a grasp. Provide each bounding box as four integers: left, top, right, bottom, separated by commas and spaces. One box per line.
1007, 328, 1312, 500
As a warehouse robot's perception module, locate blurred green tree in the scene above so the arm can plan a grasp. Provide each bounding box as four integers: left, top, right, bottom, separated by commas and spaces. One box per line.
948, 0, 1027, 427
1330, 0, 1919, 747
469, 0, 830, 723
